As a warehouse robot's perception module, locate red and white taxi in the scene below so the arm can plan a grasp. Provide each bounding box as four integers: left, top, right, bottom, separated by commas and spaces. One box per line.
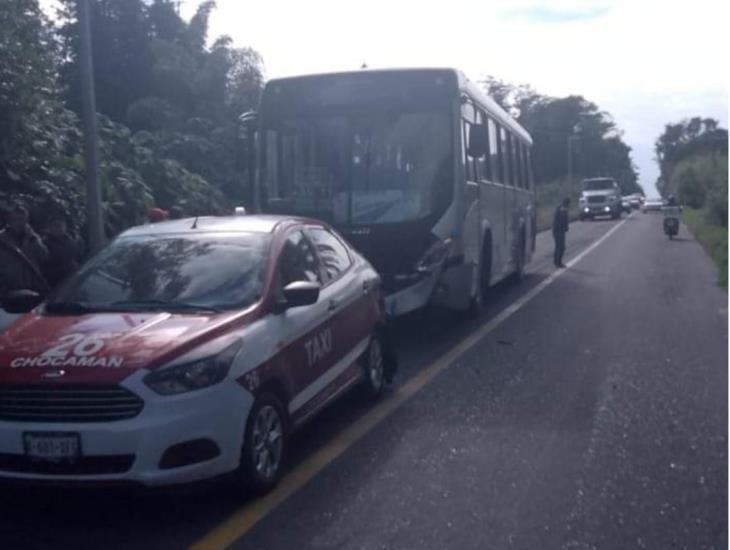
0, 215, 394, 491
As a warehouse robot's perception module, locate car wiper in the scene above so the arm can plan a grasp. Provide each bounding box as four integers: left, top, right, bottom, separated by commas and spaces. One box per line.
45, 301, 99, 314
107, 300, 222, 313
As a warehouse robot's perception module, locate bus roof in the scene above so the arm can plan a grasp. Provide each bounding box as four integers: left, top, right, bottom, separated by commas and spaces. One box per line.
264, 67, 532, 146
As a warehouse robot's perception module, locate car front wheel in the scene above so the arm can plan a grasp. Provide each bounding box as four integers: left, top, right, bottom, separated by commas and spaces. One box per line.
239, 393, 287, 494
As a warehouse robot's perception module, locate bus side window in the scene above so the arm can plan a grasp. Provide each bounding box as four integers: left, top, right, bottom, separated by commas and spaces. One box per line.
519, 142, 529, 190
501, 127, 512, 186
461, 99, 477, 182
514, 139, 523, 188
476, 109, 491, 182
494, 121, 504, 184
488, 118, 500, 183
525, 148, 534, 190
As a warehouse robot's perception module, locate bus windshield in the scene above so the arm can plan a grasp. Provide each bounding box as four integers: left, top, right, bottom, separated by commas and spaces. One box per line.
262, 109, 452, 225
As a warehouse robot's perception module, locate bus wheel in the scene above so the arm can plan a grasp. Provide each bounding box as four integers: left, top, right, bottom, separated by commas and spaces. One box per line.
466, 235, 491, 318
509, 234, 526, 285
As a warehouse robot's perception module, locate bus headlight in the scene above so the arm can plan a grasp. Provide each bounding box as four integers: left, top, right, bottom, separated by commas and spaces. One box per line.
415, 237, 454, 273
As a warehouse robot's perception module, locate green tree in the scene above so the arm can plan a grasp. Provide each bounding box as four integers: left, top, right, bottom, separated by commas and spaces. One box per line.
481, 76, 640, 193
0, 0, 85, 233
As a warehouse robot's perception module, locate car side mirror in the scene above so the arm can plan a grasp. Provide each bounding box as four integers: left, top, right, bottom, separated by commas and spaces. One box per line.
467, 124, 489, 158
274, 281, 320, 313
2, 289, 43, 314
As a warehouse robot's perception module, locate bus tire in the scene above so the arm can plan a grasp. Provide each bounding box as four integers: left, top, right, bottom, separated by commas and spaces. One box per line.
466, 232, 492, 318
509, 232, 526, 285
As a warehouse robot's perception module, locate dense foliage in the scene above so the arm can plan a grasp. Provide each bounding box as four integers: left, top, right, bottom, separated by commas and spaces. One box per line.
480, 76, 641, 195
655, 117, 728, 227
1, 0, 264, 242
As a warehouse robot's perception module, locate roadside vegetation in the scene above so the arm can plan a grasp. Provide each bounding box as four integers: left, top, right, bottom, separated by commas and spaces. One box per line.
535, 178, 582, 231
3, 0, 640, 245
682, 209, 728, 287
654, 117, 728, 287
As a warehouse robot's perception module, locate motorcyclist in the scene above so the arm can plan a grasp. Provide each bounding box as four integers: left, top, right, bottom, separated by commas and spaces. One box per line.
662, 195, 680, 238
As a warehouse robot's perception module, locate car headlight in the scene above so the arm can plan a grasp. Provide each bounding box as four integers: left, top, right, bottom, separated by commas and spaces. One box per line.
584, 207, 590, 213
144, 341, 241, 395
604, 206, 611, 212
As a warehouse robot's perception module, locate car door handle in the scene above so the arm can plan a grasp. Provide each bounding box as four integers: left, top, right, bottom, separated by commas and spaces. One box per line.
328, 300, 337, 312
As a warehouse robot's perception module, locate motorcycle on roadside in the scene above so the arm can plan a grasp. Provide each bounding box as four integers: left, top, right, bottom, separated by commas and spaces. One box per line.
662, 203, 681, 240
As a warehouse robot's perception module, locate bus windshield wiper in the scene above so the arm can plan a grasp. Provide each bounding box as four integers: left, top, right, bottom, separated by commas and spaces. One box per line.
106, 300, 222, 313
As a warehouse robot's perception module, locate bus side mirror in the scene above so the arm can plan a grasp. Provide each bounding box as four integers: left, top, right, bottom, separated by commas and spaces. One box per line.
468, 124, 489, 158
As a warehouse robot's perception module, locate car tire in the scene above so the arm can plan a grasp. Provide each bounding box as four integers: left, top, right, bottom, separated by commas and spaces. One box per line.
238, 393, 287, 494
361, 332, 387, 399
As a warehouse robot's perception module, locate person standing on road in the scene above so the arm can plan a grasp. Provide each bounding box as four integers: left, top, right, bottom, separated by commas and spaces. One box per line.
552, 197, 571, 268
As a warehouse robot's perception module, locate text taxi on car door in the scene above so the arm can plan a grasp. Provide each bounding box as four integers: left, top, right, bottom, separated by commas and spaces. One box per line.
0, 214, 395, 492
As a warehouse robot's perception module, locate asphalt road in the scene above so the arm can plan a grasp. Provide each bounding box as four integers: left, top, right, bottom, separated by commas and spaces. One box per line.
1, 211, 726, 550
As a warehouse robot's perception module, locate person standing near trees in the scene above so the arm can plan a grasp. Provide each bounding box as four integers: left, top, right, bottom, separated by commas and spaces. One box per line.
552, 197, 571, 268
0, 205, 48, 269
0, 205, 49, 296
42, 216, 82, 287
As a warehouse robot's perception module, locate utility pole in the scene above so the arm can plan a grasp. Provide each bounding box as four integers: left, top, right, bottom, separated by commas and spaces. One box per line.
77, 0, 104, 253
567, 134, 576, 200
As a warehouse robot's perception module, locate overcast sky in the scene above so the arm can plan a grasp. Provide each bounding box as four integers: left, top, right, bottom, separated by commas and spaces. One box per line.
176, 0, 727, 196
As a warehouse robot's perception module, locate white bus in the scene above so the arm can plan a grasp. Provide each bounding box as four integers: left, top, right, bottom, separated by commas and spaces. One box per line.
250, 68, 536, 316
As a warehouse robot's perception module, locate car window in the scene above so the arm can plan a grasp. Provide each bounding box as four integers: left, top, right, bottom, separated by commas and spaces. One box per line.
47, 233, 270, 311
307, 227, 352, 283
278, 230, 321, 287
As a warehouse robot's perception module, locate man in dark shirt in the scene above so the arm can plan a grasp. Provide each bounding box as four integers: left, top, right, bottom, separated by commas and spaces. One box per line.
552, 197, 571, 268
0, 205, 49, 296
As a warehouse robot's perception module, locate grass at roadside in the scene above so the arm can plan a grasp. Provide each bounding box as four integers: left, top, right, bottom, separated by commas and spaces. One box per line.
683, 208, 728, 288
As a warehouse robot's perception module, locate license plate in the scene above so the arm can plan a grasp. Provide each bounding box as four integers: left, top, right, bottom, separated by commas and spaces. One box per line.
24, 432, 81, 461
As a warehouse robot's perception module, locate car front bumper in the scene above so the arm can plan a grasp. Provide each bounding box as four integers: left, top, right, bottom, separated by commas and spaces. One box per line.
0, 373, 253, 486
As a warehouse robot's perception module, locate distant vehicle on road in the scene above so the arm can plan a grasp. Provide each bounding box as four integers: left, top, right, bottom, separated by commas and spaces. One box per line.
621, 196, 632, 213
578, 177, 623, 220
0, 214, 393, 491
629, 195, 642, 209
246, 68, 536, 317
642, 198, 664, 212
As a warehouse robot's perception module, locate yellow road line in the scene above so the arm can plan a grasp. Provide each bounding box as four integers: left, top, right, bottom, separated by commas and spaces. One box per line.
191, 216, 630, 550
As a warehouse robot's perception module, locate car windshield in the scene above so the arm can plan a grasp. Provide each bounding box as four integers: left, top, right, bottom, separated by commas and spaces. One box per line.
262, 110, 452, 225
46, 233, 270, 312
583, 179, 615, 191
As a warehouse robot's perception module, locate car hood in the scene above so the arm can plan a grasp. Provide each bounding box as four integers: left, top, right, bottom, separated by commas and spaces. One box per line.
0, 309, 252, 385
